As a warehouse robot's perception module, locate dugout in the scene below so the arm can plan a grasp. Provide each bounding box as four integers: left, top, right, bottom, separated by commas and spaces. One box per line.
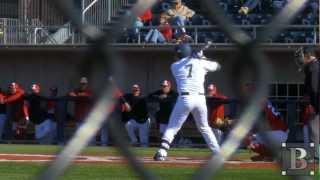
0, 45, 312, 144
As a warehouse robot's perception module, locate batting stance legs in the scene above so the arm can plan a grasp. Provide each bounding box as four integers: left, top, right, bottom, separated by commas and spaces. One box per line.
154, 95, 220, 160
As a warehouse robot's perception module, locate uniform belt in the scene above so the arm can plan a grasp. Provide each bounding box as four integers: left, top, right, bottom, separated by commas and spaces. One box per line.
180, 92, 205, 96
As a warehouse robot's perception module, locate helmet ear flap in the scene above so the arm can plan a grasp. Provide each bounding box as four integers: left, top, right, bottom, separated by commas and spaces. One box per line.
175, 43, 192, 59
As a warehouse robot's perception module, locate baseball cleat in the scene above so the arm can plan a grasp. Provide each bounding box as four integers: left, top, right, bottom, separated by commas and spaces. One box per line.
153, 148, 168, 161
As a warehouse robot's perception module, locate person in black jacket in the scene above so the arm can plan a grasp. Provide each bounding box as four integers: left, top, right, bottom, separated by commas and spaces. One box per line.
24, 84, 52, 144
122, 84, 150, 147
301, 47, 319, 159
148, 80, 178, 137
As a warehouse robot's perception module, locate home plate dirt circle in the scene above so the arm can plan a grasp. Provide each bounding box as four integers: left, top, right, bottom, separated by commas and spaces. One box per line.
0, 153, 280, 169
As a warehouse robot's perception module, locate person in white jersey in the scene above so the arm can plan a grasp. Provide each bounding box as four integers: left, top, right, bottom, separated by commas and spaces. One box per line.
154, 43, 221, 161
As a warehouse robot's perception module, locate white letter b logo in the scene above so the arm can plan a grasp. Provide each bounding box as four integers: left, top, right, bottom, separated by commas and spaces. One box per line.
289, 148, 308, 170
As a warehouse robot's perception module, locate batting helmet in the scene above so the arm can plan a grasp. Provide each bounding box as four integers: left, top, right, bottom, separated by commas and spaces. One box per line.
175, 43, 192, 59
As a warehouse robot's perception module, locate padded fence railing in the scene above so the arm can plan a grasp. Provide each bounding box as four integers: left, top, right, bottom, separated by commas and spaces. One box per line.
0, 24, 319, 45
1, 97, 307, 146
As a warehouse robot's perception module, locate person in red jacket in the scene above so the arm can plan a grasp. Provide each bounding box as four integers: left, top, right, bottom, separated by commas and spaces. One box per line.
69, 77, 94, 144
246, 100, 288, 161
206, 84, 228, 144
241, 83, 288, 161
249, 100, 288, 161
2, 82, 29, 140
68, 77, 93, 125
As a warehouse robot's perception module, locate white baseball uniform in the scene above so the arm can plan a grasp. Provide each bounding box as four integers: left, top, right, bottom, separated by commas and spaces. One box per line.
161, 56, 221, 153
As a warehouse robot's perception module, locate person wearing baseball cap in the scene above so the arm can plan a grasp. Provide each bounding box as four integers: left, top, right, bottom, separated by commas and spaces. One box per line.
122, 84, 150, 147
68, 77, 94, 144
206, 84, 229, 145
25, 83, 53, 144
2, 82, 28, 140
148, 80, 178, 138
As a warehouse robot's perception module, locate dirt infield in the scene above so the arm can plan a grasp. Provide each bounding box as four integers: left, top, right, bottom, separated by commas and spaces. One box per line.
0, 153, 282, 169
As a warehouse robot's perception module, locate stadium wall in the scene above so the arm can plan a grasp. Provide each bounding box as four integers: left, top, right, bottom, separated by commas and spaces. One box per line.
0, 47, 304, 97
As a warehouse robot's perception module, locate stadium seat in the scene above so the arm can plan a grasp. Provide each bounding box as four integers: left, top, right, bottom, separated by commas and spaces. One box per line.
191, 15, 204, 25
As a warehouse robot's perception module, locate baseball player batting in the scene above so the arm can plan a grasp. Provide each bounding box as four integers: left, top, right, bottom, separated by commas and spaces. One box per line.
154, 43, 221, 161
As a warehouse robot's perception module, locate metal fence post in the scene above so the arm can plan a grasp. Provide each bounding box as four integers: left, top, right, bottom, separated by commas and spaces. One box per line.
55, 97, 68, 145
195, 26, 198, 44
81, 0, 85, 24
3, 19, 7, 45
253, 26, 257, 39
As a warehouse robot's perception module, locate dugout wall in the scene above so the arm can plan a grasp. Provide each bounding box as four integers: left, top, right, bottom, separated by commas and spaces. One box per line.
0, 47, 305, 97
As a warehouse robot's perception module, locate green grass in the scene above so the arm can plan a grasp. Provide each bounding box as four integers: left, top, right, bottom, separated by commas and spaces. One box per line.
0, 144, 317, 179
0, 162, 293, 180
0, 144, 253, 160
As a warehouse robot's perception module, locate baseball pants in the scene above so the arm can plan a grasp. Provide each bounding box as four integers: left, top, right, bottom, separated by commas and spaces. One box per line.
212, 128, 224, 145
162, 95, 220, 153
125, 118, 150, 147
0, 114, 6, 140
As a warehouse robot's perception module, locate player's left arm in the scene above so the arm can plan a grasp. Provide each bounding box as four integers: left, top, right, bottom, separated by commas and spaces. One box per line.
202, 60, 221, 72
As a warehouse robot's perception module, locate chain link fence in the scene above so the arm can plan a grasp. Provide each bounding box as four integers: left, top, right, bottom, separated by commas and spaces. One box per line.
13, 0, 313, 180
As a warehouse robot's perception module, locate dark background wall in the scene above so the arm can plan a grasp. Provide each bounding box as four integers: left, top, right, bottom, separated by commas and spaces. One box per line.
0, 47, 304, 97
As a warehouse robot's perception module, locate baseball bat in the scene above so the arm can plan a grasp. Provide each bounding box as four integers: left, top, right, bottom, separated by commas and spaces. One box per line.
200, 41, 212, 52
194, 41, 213, 59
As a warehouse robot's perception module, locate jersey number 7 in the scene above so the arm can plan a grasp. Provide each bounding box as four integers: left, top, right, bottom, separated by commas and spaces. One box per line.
185, 64, 193, 78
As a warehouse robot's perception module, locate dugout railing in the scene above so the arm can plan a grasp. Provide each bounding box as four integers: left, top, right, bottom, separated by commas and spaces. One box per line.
0, 96, 306, 146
